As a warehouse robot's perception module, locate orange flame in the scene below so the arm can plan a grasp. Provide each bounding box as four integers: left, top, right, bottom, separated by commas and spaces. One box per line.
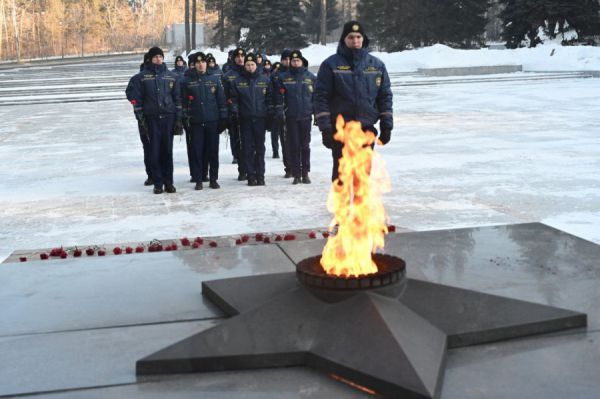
320, 115, 391, 277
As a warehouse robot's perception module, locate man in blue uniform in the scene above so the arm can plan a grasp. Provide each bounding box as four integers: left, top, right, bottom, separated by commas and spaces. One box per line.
181, 52, 228, 190
270, 50, 292, 172
230, 53, 277, 187
172, 55, 187, 79
274, 50, 316, 185
222, 47, 247, 180
126, 52, 153, 186
314, 21, 393, 181
130, 46, 183, 194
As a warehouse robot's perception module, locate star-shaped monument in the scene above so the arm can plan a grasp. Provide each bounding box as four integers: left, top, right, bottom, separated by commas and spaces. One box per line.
137, 261, 586, 399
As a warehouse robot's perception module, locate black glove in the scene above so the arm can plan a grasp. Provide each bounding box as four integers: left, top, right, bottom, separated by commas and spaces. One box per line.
379, 129, 391, 145
218, 119, 228, 133
173, 119, 184, 136
321, 128, 334, 149
229, 112, 238, 124
137, 118, 148, 135
265, 115, 273, 131
182, 114, 191, 130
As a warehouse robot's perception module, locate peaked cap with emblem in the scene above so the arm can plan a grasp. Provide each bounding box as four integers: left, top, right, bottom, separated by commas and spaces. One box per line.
234, 47, 246, 58
339, 20, 370, 48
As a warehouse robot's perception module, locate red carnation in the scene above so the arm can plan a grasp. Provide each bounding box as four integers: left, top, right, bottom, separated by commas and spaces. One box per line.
284, 234, 296, 241
263, 236, 271, 244
226, 98, 233, 104
135, 246, 144, 253
194, 237, 204, 245
125, 246, 133, 254
209, 241, 218, 248
241, 235, 250, 243
322, 232, 330, 238
388, 225, 396, 232
255, 233, 264, 241
86, 247, 95, 256
113, 247, 122, 255
181, 237, 191, 246
130, 100, 137, 105
188, 95, 194, 101
165, 245, 173, 251
40, 253, 49, 260
235, 238, 242, 245
279, 88, 286, 94
50, 247, 62, 256
98, 249, 106, 256
60, 251, 68, 259
308, 231, 316, 239
19, 256, 27, 262
73, 248, 82, 257
171, 243, 178, 250
275, 235, 282, 242
192, 242, 200, 249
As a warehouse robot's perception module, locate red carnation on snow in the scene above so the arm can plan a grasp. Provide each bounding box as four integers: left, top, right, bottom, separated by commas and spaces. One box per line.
263, 236, 271, 244
284, 234, 296, 241
192, 242, 201, 249
60, 251, 68, 259
241, 235, 250, 243
86, 247, 95, 256
308, 231, 316, 239
98, 249, 106, 256
19, 256, 27, 262
387, 225, 396, 232
73, 248, 82, 257
274, 235, 282, 242
194, 237, 204, 245
125, 246, 133, 254
209, 241, 218, 248
113, 247, 122, 255
40, 253, 49, 260
235, 238, 242, 245
322, 232, 330, 238
135, 246, 144, 253
181, 237, 191, 246
255, 233, 264, 241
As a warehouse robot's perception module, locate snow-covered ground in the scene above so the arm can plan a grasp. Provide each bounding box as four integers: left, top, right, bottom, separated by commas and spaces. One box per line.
0, 45, 599, 262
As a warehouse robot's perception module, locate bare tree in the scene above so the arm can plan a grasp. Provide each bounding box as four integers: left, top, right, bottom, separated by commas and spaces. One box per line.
185, 0, 190, 51
191, 0, 196, 49
320, 0, 326, 45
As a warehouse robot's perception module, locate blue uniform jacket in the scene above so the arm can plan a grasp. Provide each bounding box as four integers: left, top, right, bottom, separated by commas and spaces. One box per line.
208, 65, 223, 78
130, 63, 182, 119
181, 70, 228, 124
172, 65, 187, 81
274, 66, 316, 121
230, 70, 275, 119
314, 44, 393, 133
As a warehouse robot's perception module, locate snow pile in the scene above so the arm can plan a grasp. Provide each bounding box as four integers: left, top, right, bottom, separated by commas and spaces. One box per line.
185, 43, 600, 73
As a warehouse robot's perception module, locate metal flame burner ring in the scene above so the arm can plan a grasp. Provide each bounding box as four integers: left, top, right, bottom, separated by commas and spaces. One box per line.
296, 254, 406, 291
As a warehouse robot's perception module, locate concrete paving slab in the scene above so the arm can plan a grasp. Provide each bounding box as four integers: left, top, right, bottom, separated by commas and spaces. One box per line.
0, 245, 294, 336
0, 321, 213, 398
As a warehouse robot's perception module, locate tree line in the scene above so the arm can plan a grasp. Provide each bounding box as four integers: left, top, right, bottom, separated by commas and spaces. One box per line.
2, 0, 599, 62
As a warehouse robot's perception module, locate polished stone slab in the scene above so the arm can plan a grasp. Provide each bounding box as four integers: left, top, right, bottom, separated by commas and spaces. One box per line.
31, 368, 373, 399
0, 245, 295, 336
277, 223, 600, 329
0, 321, 213, 397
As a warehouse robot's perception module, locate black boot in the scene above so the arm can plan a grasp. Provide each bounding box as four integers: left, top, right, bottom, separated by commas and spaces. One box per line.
237, 172, 247, 181
232, 157, 238, 164
144, 177, 154, 186
292, 176, 301, 185
302, 172, 311, 184
189, 177, 195, 183
202, 176, 209, 183
153, 186, 163, 194
209, 180, 220, 189
257, 176, 266, 186
247, 177, 257, 186
195, 182, 203, 190
165, 184, 176, 193
273, 150, 279, 159
284, 171, 292, 179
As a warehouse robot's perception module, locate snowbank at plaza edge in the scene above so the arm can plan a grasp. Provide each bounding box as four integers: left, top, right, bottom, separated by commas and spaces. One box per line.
193, 42, 600, 73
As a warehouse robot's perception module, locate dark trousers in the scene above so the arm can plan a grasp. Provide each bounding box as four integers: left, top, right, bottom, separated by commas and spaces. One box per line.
147, 114, 175, 188
138, 124, 151, 178
331, 125, 377, 182
240, 117, 266, 179
228, 121, 245, 174
185, 127, 196, 179
272, 119, 290, 173
286, 117, 312, 177
190, 121, 219, 182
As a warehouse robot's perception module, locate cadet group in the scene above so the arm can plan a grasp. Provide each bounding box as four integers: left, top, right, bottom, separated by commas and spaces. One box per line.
126, 21, 394, 194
